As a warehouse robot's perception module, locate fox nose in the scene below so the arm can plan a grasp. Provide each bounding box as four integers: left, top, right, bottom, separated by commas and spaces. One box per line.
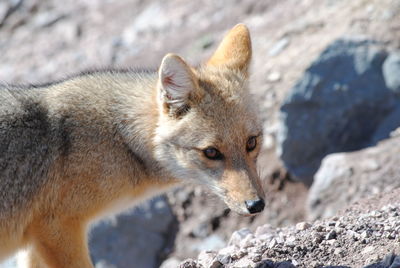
245, 199, 265, 214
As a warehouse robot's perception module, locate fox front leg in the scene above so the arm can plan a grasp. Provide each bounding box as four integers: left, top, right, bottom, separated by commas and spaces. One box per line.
26, 219, 93, 268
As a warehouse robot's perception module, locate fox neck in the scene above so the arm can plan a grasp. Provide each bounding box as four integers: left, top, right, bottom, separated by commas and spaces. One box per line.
114, 73, 168, 178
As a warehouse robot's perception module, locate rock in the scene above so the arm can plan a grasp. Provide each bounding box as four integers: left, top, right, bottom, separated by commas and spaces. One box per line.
255, 224, 274, 236
255, 260, 296, 268
179, 188, 400, 267
308, 136, 400, 220
269, 38, 290, 57
191, 234, 226, 252
229, 228, 253, 246
371, 104, 400, 144
179, 259, 199, 268
216, 254, 232, 265
160, 257, 182, 268
267, 71, 281, 82
197, 251, 218, 268
326, 230, 337, 240
277, 38, 396, 184
296, 222, 312, 231
89, 196, 176, 268
383, 52, 400, 95
233, 257, 255, 268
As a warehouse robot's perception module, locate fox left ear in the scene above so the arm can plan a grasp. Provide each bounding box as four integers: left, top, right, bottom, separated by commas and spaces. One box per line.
158, 53, 198, 117
207, 23, 252, 75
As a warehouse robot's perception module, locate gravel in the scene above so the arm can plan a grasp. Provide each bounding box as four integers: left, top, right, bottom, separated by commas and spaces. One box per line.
180, 195, 400, 268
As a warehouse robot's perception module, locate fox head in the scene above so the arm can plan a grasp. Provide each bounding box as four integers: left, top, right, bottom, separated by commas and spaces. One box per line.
153, 24, 265, 215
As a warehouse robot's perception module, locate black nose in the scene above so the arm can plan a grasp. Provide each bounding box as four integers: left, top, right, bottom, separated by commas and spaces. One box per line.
245, 199, 265, 214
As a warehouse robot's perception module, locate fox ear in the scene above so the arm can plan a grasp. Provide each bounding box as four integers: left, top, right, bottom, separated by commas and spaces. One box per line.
158, 53, 197, 117
207, 23, 252, 75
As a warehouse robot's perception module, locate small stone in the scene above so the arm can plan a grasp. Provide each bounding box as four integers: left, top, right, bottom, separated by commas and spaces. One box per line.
361, 246, 375, 255
255, 224, 273, 236
326, 230, 337, 240
296, 222, 312, 231
314, 225, 325, 232
179, 259, 198, 268
387, 232, 396, 239
267, 71, 281, 82
233, 258, 254, 268
251, 254, 262, 262
370, 211, 382, 218
216, 254, 231, 265
286, 236, 297, 247
197, 251, 217, 268
229, 228, 252, 246
240, 234, 255, 249
268, 238, 278, 248
231, 250, 247, 260
160, 257, 181, 268
313, 234, 324, 244
218, 245, 236, 256
269, 37, 290, 56
334, 248, 344, 257
361, 230, 371, 239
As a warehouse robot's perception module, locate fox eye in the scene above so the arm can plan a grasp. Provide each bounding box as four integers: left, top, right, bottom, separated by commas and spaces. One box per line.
203, 147, 224, 160
246, 136, 257, 152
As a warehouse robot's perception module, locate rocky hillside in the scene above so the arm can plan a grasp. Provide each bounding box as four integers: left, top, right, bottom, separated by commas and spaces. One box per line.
1, 0, 400, 267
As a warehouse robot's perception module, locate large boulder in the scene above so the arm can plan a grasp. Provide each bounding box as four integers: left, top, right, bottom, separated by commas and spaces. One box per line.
277, 38, 398, 184
90, 196, 176, 268
308, 135, 400, 220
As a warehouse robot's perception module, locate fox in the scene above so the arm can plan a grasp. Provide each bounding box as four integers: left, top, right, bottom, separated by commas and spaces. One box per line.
0, 24, 265, 268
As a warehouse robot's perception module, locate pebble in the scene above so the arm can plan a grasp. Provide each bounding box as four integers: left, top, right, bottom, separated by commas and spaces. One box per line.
296, 222, 312, 231
326, 230, 337, 240
233, 258, 254, 268
197, 251, 217, 268
229, 228, 252, 246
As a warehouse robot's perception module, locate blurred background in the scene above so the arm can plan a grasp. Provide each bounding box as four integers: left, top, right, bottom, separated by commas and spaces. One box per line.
0, 0, 399, 267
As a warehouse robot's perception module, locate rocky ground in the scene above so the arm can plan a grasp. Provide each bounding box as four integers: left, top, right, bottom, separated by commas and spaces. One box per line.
1, 0, 400, 267
175, 189, 400, 268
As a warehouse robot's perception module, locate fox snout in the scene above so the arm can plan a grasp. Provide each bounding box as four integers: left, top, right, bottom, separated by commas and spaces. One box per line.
217, 168, 265, 215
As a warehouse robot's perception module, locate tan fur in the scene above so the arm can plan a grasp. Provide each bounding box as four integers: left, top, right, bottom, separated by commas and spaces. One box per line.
207, 23, 252, 75
0, 24, 264, 267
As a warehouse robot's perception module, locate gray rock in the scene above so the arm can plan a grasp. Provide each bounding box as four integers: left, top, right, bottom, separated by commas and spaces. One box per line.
269, 38, 290, 57
160, 257, 182, 268
277, 38, 396, 184
191, 234, 226, 252
383, 52, 400, 96
90, 196, 176, 268
371, 104, 400, 144
229, 228, 253, 246
254, 260, 296, 268
308, 136, 400, 220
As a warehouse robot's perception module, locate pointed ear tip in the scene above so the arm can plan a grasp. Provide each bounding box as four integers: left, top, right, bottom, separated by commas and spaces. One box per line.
233, 23, 249, 31
231, 23, 250, 35
161, 53, 182, 64
160, 53, 189, 74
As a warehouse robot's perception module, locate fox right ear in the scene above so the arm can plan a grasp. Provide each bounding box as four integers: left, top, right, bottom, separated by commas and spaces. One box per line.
158, 54, 197, 117
207, 24, 252, 75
